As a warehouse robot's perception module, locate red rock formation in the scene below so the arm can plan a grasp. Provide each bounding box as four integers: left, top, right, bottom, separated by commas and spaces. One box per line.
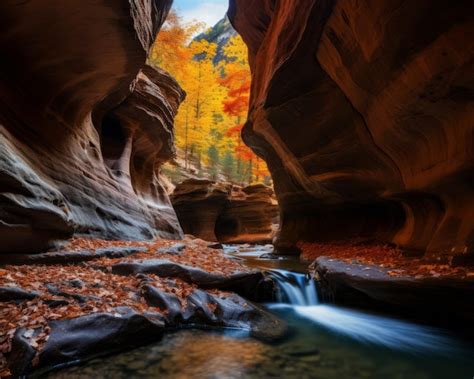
216, 184, 279, 244
171, 179, 278, 243
0, 1, 183, 253
171, 179, 232, 242
229, 0, 474, 256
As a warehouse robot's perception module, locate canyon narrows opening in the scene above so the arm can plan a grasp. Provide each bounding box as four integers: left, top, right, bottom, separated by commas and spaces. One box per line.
1, 0, 474, 378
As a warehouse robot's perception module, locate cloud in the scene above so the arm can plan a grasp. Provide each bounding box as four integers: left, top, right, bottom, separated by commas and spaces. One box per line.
178, 2, 228, 28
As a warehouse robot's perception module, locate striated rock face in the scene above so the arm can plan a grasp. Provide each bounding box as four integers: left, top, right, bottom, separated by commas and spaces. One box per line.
229, 0, 474, 256
216, 184, 279, 244
0, 1, 183, 253
171, 180, 232, 242
171, 179, 278, 243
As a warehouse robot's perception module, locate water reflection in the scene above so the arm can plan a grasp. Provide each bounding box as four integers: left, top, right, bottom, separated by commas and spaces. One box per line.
46, 321, 474, 379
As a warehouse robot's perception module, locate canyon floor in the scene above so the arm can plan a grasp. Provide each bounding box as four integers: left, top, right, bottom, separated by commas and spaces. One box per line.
1, 237, 473, 377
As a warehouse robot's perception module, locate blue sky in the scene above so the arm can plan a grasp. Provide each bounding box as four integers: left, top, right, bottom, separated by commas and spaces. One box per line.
173, 0, 228, 27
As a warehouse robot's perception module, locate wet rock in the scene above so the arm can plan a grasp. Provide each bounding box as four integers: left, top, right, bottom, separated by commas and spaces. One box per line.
67, 279, 85, 289
157, 243, 186, 255
229, 0, 474, 256
7, 328, 38, 377
0, 286, 40, 302
110, 259, 271, 301
45, 283, 98, 304
44, 299, 70, 308
314, 256, 474, 331
142, 285, 182, 323
37, 309, 166, 370
6, 295, 288, 375
182, 289, 289, 342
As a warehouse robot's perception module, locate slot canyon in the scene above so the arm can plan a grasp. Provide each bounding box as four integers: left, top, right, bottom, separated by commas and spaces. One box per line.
0, 0, 473, 377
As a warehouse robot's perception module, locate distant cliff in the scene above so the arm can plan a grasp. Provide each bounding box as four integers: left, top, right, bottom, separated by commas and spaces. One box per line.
195, 16, 238, 64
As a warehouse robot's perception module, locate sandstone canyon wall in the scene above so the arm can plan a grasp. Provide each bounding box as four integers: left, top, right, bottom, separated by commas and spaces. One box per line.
0, 0, 184, 253
228, 0, 474, 256
171, 179, 278, 243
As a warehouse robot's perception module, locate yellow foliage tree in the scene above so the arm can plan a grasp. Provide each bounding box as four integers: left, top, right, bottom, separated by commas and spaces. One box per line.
149, 13, 271, 185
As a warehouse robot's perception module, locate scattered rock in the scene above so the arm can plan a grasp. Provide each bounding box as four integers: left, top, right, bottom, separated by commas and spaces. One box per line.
7, 328, 38, 377
67, 279, 84, 289
157, 243, 186, 255
0, 246, 148, 266
45, 283, 98, 304
109, 259, 270, 301
181, 289, 288, 342
44, 299, 70, 308
142, 285, 182, 323
0, 286, 40, 302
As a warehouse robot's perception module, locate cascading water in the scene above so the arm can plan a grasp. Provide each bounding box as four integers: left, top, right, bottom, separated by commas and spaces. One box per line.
268, 269, 318, 305
53, 246, 474, 379
267, 269, 456, 353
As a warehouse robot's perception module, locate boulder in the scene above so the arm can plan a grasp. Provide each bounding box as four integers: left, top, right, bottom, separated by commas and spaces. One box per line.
37, 309, 166, 372
228, 0, 474, 257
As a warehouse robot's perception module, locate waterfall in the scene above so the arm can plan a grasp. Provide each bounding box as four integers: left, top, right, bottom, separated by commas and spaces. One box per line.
267, 268, 455, 353
268, 269, 318, 305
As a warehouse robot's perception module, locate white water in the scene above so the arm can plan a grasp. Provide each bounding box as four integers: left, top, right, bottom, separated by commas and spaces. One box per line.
269, 269, 319, 305
268, 270, 455, 354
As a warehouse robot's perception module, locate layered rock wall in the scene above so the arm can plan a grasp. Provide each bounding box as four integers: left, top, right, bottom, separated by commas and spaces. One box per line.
0, 0, 184, 253
229, 0, 474, 256
171, 179, 278, 243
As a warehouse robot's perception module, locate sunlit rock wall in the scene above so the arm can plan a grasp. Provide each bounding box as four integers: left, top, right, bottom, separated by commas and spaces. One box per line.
229, 0, 474, 256
0, 0, 184, 253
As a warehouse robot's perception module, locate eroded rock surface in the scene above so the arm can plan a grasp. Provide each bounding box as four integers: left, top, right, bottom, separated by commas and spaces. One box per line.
314, 256, 474, 331
171, 179, 278, 243
0, 0, 183, 253
228, 0, 474, 257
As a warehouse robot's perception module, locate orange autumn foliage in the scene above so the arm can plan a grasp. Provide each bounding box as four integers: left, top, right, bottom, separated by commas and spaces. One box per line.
150, 12, 271, 184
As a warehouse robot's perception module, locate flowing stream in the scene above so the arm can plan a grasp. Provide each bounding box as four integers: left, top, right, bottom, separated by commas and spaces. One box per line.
47, 245, 474, 379
267, 269, 457, 353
